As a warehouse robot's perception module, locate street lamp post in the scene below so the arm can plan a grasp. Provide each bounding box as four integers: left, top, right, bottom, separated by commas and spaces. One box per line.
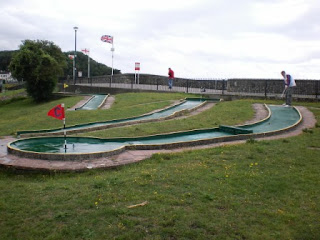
73, 26, 78, 85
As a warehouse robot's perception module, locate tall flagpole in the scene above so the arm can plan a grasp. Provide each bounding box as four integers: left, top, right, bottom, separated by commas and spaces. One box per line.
100, 35, 114, 86
111, 42, 114, 76
81, 48, 91, 83
111, 39, 115, 86
73, 27, 78, 85
88, 50, 90, 79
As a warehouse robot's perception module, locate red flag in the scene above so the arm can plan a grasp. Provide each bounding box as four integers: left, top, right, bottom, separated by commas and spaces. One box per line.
101, 35, 113, 44
47, 104, 65, 120
68, 54, 74, 60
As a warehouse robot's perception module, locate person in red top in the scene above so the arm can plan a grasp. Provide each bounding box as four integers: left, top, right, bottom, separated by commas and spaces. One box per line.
168, 68, 174, 89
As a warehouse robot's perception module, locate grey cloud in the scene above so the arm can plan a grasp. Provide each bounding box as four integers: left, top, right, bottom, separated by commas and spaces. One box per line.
130, 0, 257, 41
248, 2, 320, 40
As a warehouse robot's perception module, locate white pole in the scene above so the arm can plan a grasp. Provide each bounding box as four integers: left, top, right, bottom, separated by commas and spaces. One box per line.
111, 46, 114, 76
62, 103, 67, 151
73, 26, 78, 85
64, 129, 67, 150
111, 41, 114, 85
73, 57, 75, 84
88, 51, 90, 78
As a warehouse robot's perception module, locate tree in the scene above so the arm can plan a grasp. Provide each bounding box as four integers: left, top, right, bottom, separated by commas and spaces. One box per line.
0, 50, 17, 71
0, 50, 121, 79
9, 40, 66, 102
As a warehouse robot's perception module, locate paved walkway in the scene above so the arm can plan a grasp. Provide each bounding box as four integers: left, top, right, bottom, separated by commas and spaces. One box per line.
0, 105, 316, 172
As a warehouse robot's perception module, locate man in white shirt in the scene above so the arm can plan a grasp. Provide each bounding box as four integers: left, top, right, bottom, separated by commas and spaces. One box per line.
281, 71, 296, 106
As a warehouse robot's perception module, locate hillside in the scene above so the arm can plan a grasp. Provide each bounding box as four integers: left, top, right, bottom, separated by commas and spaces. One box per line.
64, 51, 121, 78
0, 50, 120, 78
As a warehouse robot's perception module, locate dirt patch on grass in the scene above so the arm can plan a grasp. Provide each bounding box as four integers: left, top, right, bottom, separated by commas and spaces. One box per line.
243, 103, 269, 124
0, 92, 27, 101
100, 95, 115, 109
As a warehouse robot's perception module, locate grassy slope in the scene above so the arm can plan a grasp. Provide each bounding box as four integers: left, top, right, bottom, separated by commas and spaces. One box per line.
0, 92, 190, 136
79, 100, 254, 138
0, 92, 319, 239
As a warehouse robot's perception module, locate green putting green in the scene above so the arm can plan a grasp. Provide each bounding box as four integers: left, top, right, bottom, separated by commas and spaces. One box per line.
75, 94, 108, 110
8, 105, 301, 161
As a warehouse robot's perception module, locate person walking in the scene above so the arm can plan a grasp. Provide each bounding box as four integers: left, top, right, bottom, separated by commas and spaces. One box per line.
281, 70, 296, 106
168, 68, 174, 89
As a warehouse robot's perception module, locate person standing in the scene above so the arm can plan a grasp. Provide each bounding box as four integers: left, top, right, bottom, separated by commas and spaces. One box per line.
281, 70, 296, 106
168, 68, 174, 89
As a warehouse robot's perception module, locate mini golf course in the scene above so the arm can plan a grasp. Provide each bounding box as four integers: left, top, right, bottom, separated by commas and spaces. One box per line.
7, 104, 302, 162
74, 94, 108, 110
17, 98, 211, 137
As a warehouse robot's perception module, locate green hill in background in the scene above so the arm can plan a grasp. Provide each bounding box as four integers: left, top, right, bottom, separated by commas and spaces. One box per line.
0, 50, 17, 72
0, 50, 121, 78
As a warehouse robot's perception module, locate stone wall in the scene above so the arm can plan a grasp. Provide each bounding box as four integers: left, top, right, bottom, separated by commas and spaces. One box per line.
74, 73, 226, 90
227, 78, 320, 96
62, 74, 320, 98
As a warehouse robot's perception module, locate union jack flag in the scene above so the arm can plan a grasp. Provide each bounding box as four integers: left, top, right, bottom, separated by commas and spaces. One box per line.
101, 35, 113, 44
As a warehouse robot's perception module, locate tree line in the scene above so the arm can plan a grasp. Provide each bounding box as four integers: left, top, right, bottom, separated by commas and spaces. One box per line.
0, 49, 120, 78
64, 51, 120, 79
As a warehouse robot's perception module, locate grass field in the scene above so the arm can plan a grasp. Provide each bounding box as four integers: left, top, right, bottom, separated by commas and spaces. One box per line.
0, 90, 319, 239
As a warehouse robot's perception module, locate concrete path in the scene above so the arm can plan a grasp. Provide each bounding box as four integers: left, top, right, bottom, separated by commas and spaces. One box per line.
68, 95, 92, 110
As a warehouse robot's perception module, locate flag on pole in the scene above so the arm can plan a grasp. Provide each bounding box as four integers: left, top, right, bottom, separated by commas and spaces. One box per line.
68, 54, 75, 60
101, 35, 113, 44
81, 48, 90, 55
63, 83, 69, 88
47, 104, 65, 120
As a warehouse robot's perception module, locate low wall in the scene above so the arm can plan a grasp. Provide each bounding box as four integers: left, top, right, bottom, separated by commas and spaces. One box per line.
73, 73, 226, 90
227, 78, 320, 96
60, 74, 320, 99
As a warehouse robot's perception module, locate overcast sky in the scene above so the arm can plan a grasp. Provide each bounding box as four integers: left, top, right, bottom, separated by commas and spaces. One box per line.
1, 0, 320, 79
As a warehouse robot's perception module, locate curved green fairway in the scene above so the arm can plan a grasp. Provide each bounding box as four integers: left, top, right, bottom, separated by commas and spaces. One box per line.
0, 92, 191, 136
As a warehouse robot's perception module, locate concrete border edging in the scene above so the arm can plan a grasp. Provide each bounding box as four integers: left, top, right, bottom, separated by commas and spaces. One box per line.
1, 105, 314, 173
6, 105, 302, 162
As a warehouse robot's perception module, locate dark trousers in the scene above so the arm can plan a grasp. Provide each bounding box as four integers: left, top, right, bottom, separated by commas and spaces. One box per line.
285, 87, 293, 106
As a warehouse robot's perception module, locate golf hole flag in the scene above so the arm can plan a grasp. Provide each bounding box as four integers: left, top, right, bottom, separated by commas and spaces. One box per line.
47, 104, 65, 120
101, 35, 113, 44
